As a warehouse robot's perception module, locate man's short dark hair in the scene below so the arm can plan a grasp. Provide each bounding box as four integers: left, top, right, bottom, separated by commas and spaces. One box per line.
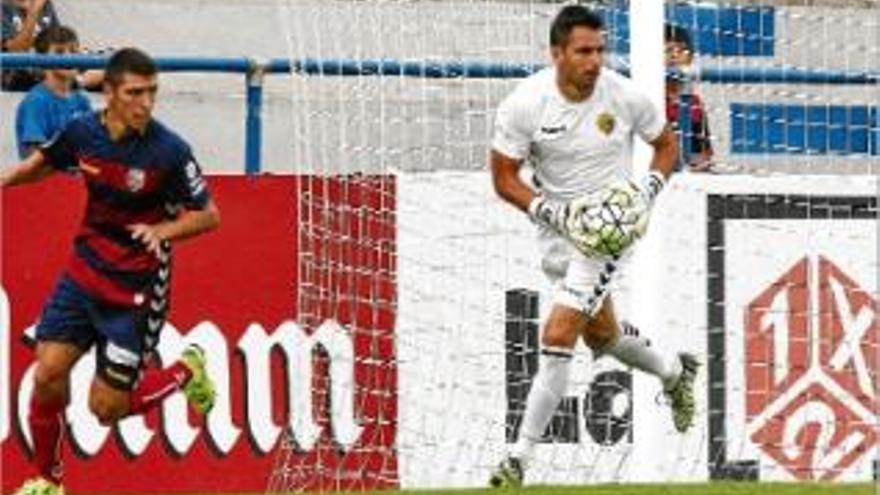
105, 47, 158, 86
34, 25, 78, 54
550, 5, 604, 47
664, 24, 693, 51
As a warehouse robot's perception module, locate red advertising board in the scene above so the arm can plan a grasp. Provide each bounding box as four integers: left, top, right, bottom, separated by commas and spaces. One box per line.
1, 175, 398, 493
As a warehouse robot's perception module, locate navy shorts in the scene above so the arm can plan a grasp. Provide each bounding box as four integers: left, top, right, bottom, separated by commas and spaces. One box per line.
36, 275, 147, 390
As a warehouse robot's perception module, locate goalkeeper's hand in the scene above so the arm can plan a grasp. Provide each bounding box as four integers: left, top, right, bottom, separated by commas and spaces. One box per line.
608, 171, 667, 241
528, 193, 603, 257
527, 195, 568, 234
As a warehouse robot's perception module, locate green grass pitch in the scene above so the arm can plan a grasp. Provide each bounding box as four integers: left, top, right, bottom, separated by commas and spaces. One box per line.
324, 483, 875, 495
140, 482, 875, 494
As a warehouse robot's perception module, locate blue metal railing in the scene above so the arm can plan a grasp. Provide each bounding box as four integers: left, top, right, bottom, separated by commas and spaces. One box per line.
1, 54, 275, 174
2, 53, 878, 173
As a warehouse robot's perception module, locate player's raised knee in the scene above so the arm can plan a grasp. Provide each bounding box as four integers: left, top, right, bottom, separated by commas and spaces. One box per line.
88, 392, 128, 425
581, 325, 616, 351
580, 300, 618, 350
541, 320, 579, 349
542, 304, 587, 348
89, 376, 132, 424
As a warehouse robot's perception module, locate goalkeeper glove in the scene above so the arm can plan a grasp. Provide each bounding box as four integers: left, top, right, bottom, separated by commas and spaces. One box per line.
602, 171, 666, 242
527, 195, 569, 233
528, 194, 604, 258
638, 170, 666, 205
629, 170, 666, 238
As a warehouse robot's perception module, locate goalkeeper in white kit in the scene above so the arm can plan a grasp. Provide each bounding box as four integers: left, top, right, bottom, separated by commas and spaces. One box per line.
489, 5, 698, 488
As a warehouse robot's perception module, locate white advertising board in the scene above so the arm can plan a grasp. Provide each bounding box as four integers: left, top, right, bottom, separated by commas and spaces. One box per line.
395, 172, 877, 487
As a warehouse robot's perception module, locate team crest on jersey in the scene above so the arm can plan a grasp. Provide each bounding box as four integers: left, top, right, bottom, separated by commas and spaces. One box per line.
126, 169, 146, 192
596, 112, 615, 135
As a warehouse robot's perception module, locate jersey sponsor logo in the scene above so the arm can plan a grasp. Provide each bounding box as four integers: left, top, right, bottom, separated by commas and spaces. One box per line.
596, 112, 615, 135
126, 169, 146, 193
745, 255, 878, 480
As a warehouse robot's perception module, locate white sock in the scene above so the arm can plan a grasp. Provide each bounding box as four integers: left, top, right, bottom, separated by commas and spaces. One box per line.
604, 321, 682, 390
511, 346, 573, 465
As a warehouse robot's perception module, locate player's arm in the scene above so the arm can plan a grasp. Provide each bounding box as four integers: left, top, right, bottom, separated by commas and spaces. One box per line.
128, 200, 220, 256
629, 124, 680, 206
490, 150, 534, 213
155, 200, 220, 242
492, 147, 600, 255
491, 149, 580, 234
491, 88, 538, 214
648, 125, 679, 181
604, 125, 678, 236
490, 93, 580, 233
129, 149, 220, 255
626, 70, 682, 205
0, 149, 56, 187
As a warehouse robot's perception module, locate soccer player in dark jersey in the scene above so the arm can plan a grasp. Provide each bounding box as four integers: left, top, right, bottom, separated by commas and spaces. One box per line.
1, 47, 220, 495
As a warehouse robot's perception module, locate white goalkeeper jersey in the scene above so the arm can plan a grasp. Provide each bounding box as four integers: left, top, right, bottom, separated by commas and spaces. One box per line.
492, 67, 665, 201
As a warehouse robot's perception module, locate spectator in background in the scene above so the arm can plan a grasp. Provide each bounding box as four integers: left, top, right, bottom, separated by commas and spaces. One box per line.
16, 24, 91, 158
664, 23, 714, 172
2, 0, 60, 90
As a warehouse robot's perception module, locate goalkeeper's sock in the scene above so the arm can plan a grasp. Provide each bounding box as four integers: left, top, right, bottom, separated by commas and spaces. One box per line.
512, 346, 573, 464
603, 321, 682, 389
29, 395, 65, 484
129, 362, 192, 415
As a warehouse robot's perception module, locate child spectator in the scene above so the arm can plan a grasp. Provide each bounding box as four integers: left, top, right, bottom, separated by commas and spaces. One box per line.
15, 24, 91, 158
665, 23, 714, 172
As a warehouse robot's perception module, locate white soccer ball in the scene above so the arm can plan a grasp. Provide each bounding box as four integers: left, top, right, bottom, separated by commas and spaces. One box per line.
572, 181, 648, 258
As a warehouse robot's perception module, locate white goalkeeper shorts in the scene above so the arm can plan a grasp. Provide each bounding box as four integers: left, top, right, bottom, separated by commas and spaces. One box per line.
537, 227, 628, 316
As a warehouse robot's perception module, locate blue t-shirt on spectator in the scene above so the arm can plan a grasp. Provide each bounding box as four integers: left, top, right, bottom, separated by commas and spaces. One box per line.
16, 82, 92, 158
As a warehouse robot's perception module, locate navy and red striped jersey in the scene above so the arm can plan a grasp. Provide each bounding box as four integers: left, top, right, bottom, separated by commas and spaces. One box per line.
41, 111, 211, 308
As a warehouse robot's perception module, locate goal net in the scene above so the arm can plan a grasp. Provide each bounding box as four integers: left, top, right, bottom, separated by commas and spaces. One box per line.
268, 0, 879, 491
